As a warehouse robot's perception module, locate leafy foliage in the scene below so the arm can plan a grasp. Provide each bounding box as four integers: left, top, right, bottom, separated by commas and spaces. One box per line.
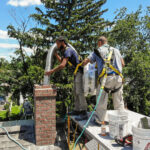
31, 0, 110, 52
108, 7, 150, 115
0, 105, 22, 121
0, 110, 8, 121
9, 105, 22, 120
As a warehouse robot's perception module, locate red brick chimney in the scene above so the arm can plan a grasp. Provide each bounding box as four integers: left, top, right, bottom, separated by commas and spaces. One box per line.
34, 84, 57, 145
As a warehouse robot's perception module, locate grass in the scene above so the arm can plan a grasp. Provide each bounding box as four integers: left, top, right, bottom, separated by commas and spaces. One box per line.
0, 105, 22, 121
9, 105, 22, 120
0, 110, 8, 120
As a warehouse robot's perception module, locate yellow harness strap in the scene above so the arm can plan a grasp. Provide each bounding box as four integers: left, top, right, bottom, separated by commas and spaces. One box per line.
67, 60, 83, 76
73, 62, 83, 76
97, 48, 124, 83
64, 47, 73, 67
97, 68, 106, 83
64, 47, 82, 76
97, 49, 113, 83
107, 49, 113, 61
68, 61, 73, 67
101, 73, 108, 89
109, 64, 124, 79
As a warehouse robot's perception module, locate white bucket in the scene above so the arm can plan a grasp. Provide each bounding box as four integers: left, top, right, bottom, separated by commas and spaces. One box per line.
108, 110, 129, 139
132, 122, 150, 150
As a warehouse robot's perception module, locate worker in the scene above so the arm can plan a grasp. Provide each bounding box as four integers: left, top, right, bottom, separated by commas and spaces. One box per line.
20, 98, 33, 119
45, 36, 88, 121
82, 36, 125, 125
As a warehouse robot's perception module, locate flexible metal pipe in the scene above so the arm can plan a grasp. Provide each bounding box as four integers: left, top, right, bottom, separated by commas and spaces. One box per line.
43, 43, 78, 85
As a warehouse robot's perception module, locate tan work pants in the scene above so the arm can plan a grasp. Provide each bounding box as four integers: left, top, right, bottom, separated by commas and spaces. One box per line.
96, 75, 125, 121
74, 71, 87, 111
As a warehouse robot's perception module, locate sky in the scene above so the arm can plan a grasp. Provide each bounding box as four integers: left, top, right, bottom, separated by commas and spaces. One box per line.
0, 0, 149, 61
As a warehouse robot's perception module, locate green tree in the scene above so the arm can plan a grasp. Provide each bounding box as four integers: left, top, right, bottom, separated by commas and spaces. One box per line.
31, 0, 110, 52
109, 7, 150, 115
0, 58, 11, 97
6, 18, 44, 104
124, 50, 150, 115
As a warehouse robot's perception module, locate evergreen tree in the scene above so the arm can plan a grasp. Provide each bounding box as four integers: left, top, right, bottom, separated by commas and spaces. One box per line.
31, 0, 110, 53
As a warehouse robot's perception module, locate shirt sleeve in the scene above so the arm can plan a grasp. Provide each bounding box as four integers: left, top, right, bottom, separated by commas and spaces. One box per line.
115, 49, 122, 59
88, 52, 96, 63
64, 49, 72, 58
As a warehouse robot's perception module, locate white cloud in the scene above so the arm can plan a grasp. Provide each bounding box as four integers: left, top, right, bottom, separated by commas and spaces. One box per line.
0, 56, 8, 59
0, 43, 18, 49
7, 0, 42, 7
0, 30, 13, 40
0, 29, 36, 60
0, 43, 33, 53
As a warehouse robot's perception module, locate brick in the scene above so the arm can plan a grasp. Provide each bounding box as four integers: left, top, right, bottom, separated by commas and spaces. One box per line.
34, 84, 56, 146
34, 84, 56, 89
34, 88, 57, 97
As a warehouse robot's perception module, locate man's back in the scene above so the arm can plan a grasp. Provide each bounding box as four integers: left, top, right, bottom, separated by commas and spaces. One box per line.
63, 47, 80, 67
98, 44, 123, 73
89, 44, 123, 75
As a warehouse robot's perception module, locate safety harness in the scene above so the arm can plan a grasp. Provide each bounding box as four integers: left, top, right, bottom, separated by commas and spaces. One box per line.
95, 46, 124, 94
65, 46, 83, 76
104, 86, 122, 94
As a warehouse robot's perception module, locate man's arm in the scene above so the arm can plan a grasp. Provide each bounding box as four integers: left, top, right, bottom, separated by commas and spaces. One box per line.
116, 49, 125, 68
121, 58, 125, 67
82, 52, 96, 66
45, 58, 68, 76
55, 52, 62, 63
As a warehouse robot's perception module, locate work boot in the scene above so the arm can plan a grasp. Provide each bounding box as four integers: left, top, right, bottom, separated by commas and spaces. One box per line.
75, 110, 88, 121
68, 110, 80, 116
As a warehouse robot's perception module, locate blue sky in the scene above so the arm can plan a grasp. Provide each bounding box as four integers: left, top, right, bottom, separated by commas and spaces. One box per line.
0, 0, 149, 61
